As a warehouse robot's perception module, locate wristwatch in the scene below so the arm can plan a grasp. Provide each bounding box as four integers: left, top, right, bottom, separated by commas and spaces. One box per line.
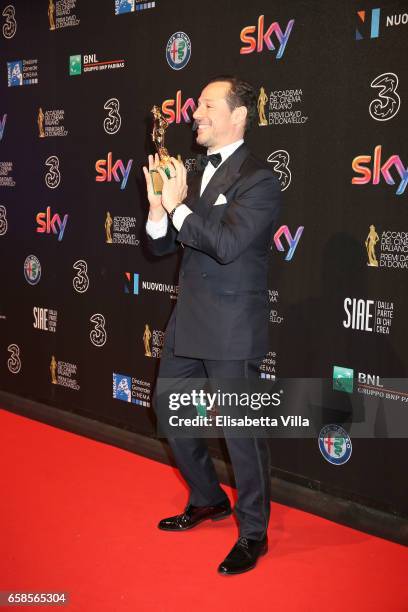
168, 202, 183, 221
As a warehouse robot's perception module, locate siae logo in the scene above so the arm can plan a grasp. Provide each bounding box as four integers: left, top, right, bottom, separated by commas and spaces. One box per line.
95, 153, 133, 190
273, 225, 304, 261
240, 15, 295, 57
33, 306, 57, 332
33, 307, 49, 331
161, 91, 196, 124
343, 297, 393, 335
352, 146, 408, 195
36, 206, 68, 241
343, 298, 375, 331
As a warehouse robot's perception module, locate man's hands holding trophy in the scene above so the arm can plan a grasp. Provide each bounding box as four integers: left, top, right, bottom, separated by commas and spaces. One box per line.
143, 105, 187, 223
143, 154, 187, 222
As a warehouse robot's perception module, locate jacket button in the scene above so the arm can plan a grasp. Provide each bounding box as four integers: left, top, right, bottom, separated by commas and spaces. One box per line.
201, 272, 207, 278
180, 270, 185, 277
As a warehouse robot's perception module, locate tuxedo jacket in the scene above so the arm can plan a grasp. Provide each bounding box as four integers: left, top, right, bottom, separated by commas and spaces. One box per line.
147, 143, 281, 360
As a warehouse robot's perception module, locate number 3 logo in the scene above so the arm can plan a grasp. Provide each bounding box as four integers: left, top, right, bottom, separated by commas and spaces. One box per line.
45, 155, 61, 189
0, 205, 8, 235
73, 259, 89, 293
7, 343, 21, 373
369, 72, 400, 122
103, 98, 121, 135
2, 5, 17, 39
90, 313, 107, 347
267, 150, 291, 191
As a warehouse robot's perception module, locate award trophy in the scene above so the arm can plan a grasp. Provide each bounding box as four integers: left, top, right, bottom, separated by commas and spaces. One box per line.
150, 105, 172, 195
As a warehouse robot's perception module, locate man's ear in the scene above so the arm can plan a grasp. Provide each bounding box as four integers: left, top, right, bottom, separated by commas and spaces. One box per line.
232, 105, 247, 127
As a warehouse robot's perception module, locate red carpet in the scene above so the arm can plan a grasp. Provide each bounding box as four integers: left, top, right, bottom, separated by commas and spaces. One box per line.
1, 408, 407, 612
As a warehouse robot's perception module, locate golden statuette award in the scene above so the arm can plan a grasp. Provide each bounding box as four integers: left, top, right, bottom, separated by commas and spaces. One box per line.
150, 105, 172, 195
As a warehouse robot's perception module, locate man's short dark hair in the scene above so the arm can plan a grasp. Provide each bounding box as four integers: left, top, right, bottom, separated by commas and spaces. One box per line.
207, 75, 257, 132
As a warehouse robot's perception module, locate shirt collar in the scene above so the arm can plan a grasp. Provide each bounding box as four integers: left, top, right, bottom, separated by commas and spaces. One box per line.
207, 139, 244, 164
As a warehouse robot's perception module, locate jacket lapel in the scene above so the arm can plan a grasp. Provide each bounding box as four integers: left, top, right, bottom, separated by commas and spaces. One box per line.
184, 168, 203, 209
199, 143, 250, 210
178, 170, 203, 260
179, 144, 250, 265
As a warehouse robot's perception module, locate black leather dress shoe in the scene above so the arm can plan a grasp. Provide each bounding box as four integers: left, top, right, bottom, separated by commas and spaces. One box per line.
158, 500, 232, 531
217, 536, 268, 575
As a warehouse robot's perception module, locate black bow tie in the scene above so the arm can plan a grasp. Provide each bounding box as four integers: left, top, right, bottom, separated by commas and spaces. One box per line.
196, 153, 222, 171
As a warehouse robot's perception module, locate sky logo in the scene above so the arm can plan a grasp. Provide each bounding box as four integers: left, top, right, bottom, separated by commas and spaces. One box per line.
36, 207, 68, 241
352, 145, 408, 195
95, 153, 133, 190
161, 91, 196, 124
240, 15, 295, 58
274, 225, 304, 261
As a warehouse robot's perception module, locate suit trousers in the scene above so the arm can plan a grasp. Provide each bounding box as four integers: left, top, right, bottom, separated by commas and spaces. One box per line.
154, 339, 272, 541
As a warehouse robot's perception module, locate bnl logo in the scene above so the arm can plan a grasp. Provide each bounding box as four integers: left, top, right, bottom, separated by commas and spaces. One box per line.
333, 366, 354, 393
356, 8, 381, 39
125, 272, 139, 294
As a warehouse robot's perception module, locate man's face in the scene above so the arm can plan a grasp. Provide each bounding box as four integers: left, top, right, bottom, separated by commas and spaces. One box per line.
193, 81, 242, 151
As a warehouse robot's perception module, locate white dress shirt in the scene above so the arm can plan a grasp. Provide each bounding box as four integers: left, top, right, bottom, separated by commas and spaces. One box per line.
146, 139, 244, 239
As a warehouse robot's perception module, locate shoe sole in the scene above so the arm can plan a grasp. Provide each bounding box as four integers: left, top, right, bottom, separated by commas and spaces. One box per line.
217, 544, 268, 576
158, 509, 232, 531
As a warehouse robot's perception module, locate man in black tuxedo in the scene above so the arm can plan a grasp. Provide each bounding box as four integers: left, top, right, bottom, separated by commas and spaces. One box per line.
143, 76, 281, 575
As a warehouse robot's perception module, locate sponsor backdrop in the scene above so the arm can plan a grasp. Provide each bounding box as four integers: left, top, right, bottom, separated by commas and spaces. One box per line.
1, 0, 407, 518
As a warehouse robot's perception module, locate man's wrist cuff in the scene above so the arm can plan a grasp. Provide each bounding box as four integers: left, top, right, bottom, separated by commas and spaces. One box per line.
168, 203, 181, 221
172, 204, 193, 231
